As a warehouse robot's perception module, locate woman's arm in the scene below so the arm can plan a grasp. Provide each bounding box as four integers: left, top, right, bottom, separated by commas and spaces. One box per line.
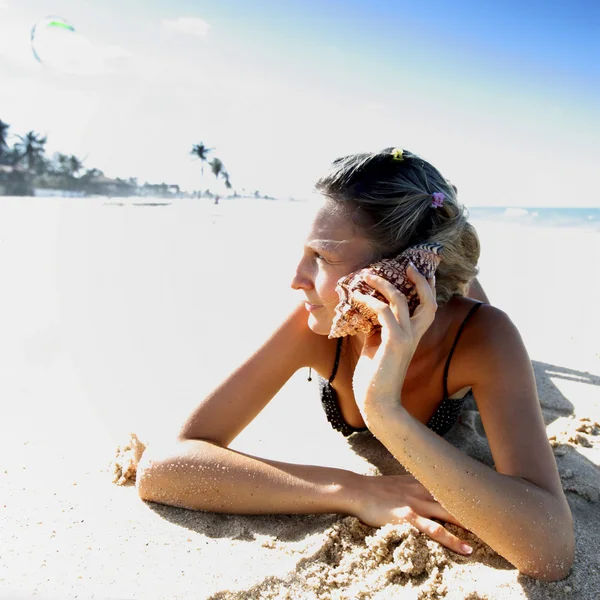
178, 302, 313, 446
137, 300, 469, 553
137, 435, 469, 556
137, 437, 356, 514
137, 301, 345, 507
363, 306, 574, 581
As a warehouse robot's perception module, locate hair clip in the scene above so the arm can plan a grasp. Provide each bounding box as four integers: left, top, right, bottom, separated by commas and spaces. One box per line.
431, 192, 445, 208
391, 148, 404, 161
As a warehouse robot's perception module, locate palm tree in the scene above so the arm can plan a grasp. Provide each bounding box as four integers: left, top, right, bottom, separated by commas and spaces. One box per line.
68, 154, 83, 177
209, 158, 224, 204
210, 160, 233, 189
82, 167, 104, 178
49, 152, 84, 190
52, 152, 71, 175
0, 119, 9, 163
190, 143, 214, 175
221, 170, 232, 191
210, 157, 223, 179
15, 131, 47, 173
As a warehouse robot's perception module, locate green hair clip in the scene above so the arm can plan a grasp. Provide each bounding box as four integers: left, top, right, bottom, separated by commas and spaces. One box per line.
391, 148, 404, 161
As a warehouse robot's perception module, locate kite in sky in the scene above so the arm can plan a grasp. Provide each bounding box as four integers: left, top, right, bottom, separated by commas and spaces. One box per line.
30, 16, 106, 75
31, 17, 76, 64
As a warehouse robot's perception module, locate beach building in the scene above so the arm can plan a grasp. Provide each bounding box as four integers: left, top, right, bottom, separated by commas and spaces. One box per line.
84, 175, 137, 197
0, 164, 32, 195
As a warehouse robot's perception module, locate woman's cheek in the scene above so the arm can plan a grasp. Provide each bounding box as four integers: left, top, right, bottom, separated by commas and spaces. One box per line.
322, 275, 343, 313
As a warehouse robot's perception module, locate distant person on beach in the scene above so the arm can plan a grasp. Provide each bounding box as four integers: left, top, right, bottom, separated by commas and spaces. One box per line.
136, 148, 574, 581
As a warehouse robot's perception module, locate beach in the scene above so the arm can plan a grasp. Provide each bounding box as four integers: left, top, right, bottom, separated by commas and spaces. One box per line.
0, 196, 598, 599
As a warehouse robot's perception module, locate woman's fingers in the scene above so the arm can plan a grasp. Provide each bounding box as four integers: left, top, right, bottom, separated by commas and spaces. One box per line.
407, 512, 473, 555
407, 264, 437, 310
353, 291, 408, 345
407, 264, 438, 334
353, 266, 438, 344
421, 500, 464, 528
361, 267, 437, 322
399, 475, 464, 527
398, 474, 436, 501
359, 274, 411, 330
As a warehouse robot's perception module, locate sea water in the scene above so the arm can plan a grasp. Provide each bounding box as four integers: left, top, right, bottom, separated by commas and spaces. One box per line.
2, 195, 599, 234
468, 206, 600, 233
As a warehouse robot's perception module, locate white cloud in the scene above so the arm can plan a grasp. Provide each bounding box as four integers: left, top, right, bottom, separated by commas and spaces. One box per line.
162, 17, 210, 37
93, 44, 134, 74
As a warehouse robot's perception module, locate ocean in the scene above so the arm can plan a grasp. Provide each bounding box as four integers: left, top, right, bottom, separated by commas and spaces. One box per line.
468, 206, 600, 232
1, 196, 599, 233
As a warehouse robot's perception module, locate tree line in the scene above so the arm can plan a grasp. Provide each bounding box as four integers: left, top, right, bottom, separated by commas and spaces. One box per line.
0, 118, 272, 200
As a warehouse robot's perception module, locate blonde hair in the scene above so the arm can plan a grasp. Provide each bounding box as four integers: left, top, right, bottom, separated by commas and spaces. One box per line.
314, 147, 480, 304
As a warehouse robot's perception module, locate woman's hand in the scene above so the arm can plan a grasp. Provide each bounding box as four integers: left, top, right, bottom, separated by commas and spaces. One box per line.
349, 472, 473, 555
351, 264, 438, 420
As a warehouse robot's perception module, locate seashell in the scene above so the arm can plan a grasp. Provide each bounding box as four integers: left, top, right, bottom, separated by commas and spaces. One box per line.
328, 243, 443, 339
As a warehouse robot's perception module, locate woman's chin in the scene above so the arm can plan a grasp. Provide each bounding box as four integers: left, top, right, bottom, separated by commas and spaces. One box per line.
307, 313, 333, 336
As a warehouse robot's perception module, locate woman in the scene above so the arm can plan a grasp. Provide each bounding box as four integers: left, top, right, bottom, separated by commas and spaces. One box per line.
136, 148, 574, 581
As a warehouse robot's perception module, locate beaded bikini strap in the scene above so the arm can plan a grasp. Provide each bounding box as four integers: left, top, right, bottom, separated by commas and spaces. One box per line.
442, 302, 484, 398
307, 337, 344, 383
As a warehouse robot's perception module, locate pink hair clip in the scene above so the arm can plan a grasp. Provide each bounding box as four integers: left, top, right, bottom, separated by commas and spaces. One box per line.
431, 192, 445, 208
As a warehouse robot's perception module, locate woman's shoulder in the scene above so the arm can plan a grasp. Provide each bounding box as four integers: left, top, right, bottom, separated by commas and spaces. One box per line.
447, 297, 526, 374
178, 302, 321, 444
445, 295, 511, 330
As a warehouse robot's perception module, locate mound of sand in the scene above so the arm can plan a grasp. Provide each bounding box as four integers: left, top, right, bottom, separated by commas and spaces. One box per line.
111, 432, 147, 486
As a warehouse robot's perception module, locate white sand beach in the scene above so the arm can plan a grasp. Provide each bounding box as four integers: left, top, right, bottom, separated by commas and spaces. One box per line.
0, 197, 598, 599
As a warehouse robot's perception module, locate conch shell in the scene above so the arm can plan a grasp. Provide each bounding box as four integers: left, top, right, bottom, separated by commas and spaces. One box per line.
328, 243, 443, 339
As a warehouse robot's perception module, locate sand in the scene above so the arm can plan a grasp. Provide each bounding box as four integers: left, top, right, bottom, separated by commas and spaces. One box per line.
0, 197, 599, 599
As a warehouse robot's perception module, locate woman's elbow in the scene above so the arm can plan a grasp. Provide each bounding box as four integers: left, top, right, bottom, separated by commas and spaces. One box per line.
135, 446, 165, 504
516, 527, 575, 582
135, 439, 186, 506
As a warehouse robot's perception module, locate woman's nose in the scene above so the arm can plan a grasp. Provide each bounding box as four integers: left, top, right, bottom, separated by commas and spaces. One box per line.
290, 258, 313, 291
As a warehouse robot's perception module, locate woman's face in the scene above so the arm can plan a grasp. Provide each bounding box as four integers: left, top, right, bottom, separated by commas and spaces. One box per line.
290, 199, 373, 335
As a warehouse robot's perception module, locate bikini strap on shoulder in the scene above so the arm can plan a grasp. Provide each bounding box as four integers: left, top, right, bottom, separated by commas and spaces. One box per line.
307, 337, 344, 383
443, 302, 484, 398
329, 337, 344, 383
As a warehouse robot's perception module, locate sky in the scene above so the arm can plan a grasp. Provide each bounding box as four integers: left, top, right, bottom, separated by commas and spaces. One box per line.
0, 0, 599, 205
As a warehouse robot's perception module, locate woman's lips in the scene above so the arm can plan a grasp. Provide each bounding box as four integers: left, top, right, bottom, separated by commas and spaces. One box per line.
305, 302, 323, 312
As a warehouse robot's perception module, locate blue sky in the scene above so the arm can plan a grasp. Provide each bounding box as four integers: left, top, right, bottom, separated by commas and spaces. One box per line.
1, 0, 598, 205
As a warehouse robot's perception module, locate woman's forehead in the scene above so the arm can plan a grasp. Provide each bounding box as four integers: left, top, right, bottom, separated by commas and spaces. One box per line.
305, 200, 371, 255
306, 201, 354, 241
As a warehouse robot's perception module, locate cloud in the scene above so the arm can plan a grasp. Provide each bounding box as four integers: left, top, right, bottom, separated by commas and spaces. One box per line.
162, 17, 210, 37
94, 44, 134, 74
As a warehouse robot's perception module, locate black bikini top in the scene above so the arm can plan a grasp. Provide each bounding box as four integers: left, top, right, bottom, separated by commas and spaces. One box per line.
313, 301, 485, 437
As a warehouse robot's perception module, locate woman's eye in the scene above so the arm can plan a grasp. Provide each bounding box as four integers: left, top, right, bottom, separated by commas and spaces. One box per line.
314, 252, 329, 263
